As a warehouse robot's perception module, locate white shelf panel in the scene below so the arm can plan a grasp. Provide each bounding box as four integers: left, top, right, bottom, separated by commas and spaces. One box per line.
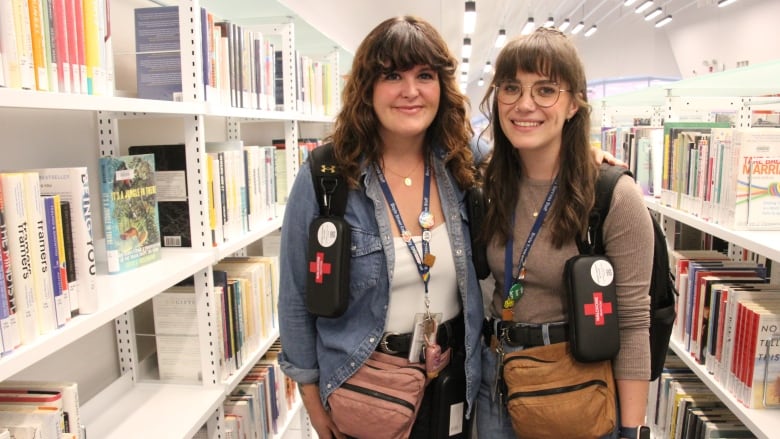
646, 198, 780, 262
85, 381, 224, 439
668, 339, 778, 439
0, 248, 214, 381
0, 88, 205, 115
215, 215, 283, 260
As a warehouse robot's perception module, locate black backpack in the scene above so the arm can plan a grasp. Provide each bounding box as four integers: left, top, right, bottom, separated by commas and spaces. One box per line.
578, 163, 678, 381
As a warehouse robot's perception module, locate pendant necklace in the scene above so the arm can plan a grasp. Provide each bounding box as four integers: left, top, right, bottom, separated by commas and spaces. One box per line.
383, 157, 423, 187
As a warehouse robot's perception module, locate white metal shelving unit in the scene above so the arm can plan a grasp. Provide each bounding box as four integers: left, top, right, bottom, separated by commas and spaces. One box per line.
0, 0, 337, 437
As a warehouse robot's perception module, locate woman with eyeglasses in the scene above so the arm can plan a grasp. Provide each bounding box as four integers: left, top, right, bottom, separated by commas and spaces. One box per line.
475, 28, 654, 439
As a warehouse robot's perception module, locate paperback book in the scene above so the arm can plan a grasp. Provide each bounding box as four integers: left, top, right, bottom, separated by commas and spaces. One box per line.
98, 154, 161, 274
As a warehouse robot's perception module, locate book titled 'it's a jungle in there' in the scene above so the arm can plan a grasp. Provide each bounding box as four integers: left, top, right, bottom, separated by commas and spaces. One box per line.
99, 154, 161, 274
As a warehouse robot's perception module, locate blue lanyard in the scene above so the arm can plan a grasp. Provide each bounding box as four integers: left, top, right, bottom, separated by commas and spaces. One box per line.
502, 179, 558, 319
375, 159, 433, 292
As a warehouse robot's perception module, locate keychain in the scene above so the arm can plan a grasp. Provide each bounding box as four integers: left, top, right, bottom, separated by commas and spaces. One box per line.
423, 313, 446, 378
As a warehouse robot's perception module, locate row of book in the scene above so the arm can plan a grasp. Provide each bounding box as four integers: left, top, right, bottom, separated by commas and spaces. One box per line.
601, 124, 780, 231
122, 140, 287, 256
192, 342, 298, 439
648, 352, 758, 438
150, 256, 279, 384
0, 0, 113, 95
0, 380, 82, 439
0, 168, 97, 356
134, 5, 339, 115
671, 249, 779, 409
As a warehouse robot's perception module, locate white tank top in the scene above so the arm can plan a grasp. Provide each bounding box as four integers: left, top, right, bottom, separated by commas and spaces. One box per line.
384, 224, 460, 333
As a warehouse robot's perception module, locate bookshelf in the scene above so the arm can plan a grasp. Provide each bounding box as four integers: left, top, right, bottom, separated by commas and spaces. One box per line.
0, 0, 337, 437
596, 63, 780, 439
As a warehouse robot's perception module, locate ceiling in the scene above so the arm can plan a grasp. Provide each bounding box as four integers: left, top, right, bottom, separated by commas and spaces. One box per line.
204, 0, 740, 104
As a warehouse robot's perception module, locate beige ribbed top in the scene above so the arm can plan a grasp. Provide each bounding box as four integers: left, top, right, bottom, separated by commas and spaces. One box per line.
487, 175, 655, 380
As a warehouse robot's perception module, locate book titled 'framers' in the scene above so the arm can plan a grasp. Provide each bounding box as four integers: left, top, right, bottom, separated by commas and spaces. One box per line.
99, 154, 161, 274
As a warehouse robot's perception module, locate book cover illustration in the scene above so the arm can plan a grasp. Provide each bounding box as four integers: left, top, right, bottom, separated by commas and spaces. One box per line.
128, 144, 191, 247
99, 154, 161, 274
731, 129, 780, 230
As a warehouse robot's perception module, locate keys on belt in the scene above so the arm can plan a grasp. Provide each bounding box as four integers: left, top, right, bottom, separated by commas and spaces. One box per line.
379, 317, 462, 355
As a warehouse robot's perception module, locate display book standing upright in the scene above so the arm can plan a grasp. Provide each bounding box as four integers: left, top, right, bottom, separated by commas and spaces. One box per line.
98, 153, 161, 274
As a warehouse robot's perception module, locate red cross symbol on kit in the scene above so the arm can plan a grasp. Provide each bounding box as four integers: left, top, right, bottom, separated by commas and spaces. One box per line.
309, 252, 332, 284
583, 292, 613, 326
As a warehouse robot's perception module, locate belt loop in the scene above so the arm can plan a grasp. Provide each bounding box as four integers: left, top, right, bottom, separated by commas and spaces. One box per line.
541, 323, 551, 346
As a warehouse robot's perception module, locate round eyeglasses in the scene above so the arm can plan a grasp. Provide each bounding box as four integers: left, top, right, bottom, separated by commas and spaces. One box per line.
494, 81, 571, 108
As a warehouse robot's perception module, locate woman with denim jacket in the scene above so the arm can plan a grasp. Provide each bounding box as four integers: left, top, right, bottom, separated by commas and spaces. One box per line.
475, 28, 654, 439
277, 16, 484, 439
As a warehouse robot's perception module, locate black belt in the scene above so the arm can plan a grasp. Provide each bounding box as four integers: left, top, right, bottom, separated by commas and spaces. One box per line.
482, 319, 568, 347
378, 315, 464, 356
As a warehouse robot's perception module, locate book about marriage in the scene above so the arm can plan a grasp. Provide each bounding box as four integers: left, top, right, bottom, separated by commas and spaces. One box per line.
99, 154, 161, 274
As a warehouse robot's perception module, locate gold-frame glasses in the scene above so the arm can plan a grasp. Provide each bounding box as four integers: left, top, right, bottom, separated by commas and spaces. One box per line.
494, 81, 570, 108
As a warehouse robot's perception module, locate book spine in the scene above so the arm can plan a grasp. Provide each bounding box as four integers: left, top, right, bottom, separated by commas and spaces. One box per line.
12, 0, 36, 89
52, 196, 71, 317
73, 0, 86, 93
0, 173, 39, 344
43, 195, 70, 326
0, 179, 17, 354
64, 0, 81, 93
59, 201, 76, 316
42, 0, 58, 92
81, 0, 100, 94
21, 172, 57, 334
25, 0, 47, 91
51, 0, 70, 93
0, 0, 22, 88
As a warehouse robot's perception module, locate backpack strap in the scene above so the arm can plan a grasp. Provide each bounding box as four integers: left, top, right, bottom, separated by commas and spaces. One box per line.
578, 163, 633, 255
309, 143, 348, 217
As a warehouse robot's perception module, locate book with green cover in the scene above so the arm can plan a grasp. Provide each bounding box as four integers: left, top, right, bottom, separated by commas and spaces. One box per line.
98, 154, 161, 274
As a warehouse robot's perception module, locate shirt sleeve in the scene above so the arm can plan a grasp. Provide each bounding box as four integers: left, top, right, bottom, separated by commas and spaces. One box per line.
603, 175, 654, 380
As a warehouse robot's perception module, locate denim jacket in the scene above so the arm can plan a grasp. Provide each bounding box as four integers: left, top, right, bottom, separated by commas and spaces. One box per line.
278, 145, 483, 416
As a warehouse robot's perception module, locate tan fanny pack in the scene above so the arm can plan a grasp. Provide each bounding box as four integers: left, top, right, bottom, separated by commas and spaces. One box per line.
502, 341, 617, 439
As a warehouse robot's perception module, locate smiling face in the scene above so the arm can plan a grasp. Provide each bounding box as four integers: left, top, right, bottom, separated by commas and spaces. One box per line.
497, 71, 578, 157
372, 65, 441, 147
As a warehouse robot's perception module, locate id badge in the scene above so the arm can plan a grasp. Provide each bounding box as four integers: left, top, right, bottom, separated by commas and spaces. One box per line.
409, 312, 442, 363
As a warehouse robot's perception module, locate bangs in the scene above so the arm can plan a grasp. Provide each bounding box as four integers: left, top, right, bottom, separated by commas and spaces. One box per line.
373, 21, 453, 73
493, 31, 583, 90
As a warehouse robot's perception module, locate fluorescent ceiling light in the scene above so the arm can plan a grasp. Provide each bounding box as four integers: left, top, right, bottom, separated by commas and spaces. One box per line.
623, 0, 639, 5
571, 21, 585, 34
483, 62, 492, 74
718, 0, 738, 6
655, 14, 672, 28
463, 1, 476, 34
644, 7, 662, 21
461, 38, 472, 58
558, 18, 570, 32
544, 16, 554, 28
461, 58, 470, 73
521, 17, 535, 35
478, 78, 484, 87
635, 0, 654, 14
494, 29, 506, 48
584, 24, 598, 37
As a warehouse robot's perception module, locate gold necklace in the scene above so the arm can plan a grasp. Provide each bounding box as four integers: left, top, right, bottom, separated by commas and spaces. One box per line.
525, 182, 546, 218
383, 159, 423, 187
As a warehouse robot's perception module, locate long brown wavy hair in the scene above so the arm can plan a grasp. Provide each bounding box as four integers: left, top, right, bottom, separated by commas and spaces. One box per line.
478, 27, 597, 248
326, 16, 475, 190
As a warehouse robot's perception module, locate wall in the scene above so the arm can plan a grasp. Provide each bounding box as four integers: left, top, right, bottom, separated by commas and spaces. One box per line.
666, 0, 780, 79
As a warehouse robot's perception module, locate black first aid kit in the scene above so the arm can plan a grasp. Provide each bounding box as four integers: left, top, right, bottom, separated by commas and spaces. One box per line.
564, 254, 620, 363
306, 144, 351, 318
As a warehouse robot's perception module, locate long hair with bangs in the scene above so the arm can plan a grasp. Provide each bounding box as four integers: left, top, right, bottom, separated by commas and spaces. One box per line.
327, 16, 475, 189
477, 27, 597, 248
